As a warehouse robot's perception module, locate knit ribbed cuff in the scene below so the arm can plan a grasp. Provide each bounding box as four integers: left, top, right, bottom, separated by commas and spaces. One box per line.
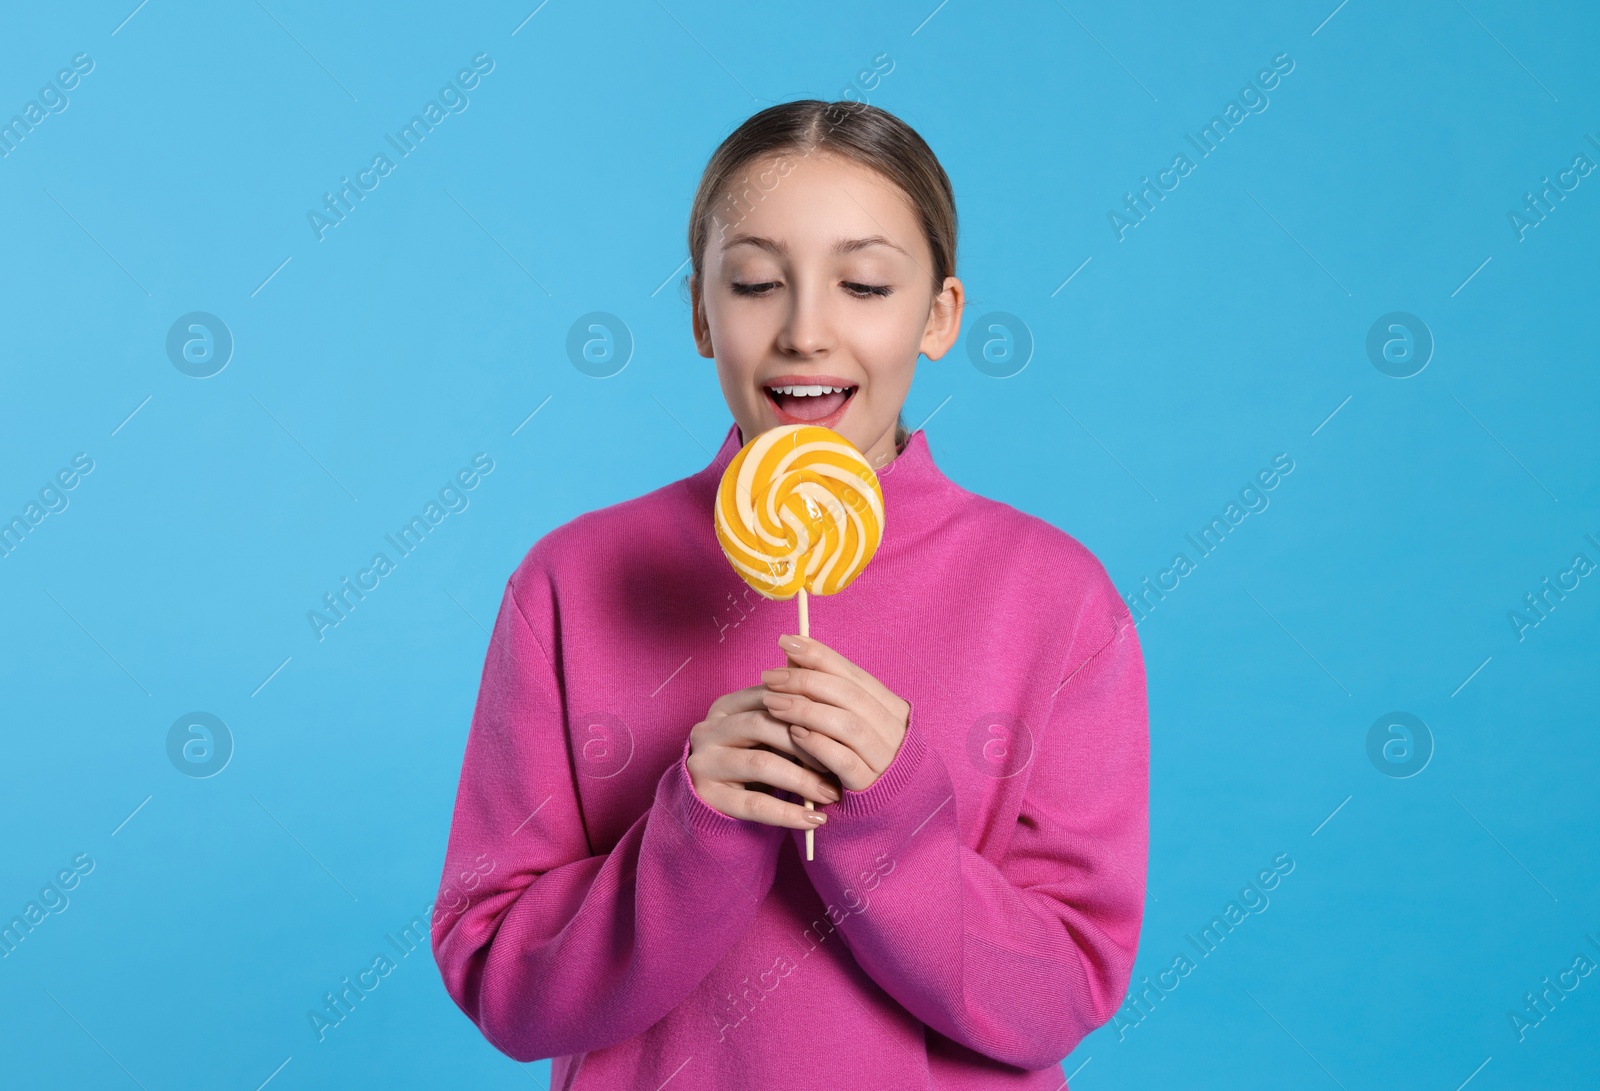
826, 698, 929, 819
672, 733, 786, 842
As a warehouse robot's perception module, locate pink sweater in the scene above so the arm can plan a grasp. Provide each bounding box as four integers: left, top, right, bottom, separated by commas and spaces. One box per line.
432, 421, 1148, 1088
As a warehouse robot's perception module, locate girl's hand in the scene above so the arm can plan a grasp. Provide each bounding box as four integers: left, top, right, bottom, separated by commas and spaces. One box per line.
759, 634, 911, 793
686, 684, 844, 830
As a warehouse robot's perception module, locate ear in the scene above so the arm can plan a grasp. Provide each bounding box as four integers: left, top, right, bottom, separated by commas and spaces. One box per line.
690, 275, 714, 358
918, 276, 964, 361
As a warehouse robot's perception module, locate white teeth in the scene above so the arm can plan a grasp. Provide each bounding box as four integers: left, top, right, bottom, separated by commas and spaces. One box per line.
768, 384, 851, 396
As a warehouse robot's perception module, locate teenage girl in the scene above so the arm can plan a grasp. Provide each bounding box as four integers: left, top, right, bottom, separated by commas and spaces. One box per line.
432, 99, 1149, 1090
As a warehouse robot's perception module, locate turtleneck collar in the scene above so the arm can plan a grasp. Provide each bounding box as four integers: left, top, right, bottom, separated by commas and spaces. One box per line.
686, 420, 965, 555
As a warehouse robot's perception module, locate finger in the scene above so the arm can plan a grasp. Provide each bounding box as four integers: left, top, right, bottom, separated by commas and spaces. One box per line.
717, 708, 833, 775
750, 740, 833, 778
760, 687, 871, 763
726, 746, 842, 807
761, 664, 880, 729
760, 712, 834, 775
718, 784, 829, 831
777, 634, 905, 719
706, 683, 779, 719
786, 720, 877, 792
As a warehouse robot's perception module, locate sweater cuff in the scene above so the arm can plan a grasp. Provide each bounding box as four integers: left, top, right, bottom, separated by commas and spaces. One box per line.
825, 697, 929, 819
669, 733, 787, 843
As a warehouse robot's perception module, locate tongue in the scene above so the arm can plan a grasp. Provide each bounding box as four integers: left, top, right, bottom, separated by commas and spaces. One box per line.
774, 390, 849, 421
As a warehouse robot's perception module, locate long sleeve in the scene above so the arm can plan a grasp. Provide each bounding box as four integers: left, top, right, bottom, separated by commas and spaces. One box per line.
430, 567, 787, 1063
791, 593, 1148, 1071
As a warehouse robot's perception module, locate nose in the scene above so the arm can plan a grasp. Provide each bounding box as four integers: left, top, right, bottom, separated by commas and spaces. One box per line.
776, 278, 831, 356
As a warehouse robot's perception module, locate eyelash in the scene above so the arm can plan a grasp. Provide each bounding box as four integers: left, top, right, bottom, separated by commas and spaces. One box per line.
731, 281, 892, 299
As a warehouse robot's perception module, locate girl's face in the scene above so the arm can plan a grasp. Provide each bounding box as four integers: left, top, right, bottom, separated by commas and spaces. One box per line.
691, 150, 963, 471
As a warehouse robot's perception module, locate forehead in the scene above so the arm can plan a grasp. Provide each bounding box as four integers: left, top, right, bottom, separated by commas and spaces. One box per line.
711, 150, 923, 258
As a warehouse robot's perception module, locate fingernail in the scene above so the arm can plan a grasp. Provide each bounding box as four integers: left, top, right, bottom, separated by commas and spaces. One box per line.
764, 693, 793, 711
761, 668, 789, 684
806, 812, 827, 824
821, 786, 841, 802
778, 634, 805, 654
787, 721, 807, 735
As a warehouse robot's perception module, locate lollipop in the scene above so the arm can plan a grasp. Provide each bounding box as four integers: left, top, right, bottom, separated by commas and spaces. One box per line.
715, 423, 885, 858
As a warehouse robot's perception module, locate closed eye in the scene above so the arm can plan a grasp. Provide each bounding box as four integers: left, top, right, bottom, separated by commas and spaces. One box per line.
844, 282, 893, 298
729, 280, 893, 299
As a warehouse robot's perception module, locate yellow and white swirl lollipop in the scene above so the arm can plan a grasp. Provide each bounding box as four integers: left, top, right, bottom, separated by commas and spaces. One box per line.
715, 423, 885, 604
715, 423, 885, 858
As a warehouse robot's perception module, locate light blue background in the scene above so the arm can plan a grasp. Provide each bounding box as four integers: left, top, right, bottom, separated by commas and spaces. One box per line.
2, 1, 1596, 1088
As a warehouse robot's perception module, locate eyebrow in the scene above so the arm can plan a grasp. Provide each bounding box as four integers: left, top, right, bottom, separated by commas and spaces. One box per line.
720, 233, 908, 258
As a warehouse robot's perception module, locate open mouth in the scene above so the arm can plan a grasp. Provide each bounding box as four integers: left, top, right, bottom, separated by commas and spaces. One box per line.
763, 381, 858, 425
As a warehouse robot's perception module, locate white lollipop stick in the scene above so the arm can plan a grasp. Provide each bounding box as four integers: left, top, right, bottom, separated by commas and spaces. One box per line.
798, 588, 815, 861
